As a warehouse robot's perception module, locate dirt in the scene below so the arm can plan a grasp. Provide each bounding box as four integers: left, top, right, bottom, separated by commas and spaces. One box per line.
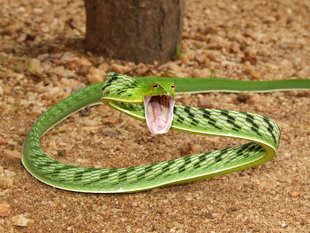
0, 0, 310, 232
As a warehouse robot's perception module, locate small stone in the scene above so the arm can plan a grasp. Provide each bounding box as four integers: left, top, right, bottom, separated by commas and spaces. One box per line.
266, 63, 279, 71
241, 55, 257, 65
11, 214, 32, 227
237, 93, 250, 103
205, 52, 218, 62
158, 62, 181, 74
102, 130, 119, 137
87, 67, 105, 83
244, 29, 256, 40
75, 57, 92, 67
3, 170, 16, 177
259, 179, 277, 191
250, 71, 261, 80
41, 25, 49, 33
181, 51, 195, 61
206, 43, 223, 50
230, 41, 240, 53
5, 150, 21, 159
33, 8, 44, 14
291, 191, 301, 198
0, 176, 13, 188
185, 194, 193, 201
291, 176, 299, 182
258, 49, 271, 57
221, 60, 237, 69
198, 95, 213, 108
60, 78, 82, 89
28, 58, 43, 75
109, 64, 131, 74
180, 53, 191, 65
57, 150, 66, 157
98, 63, 110, 72
243, 66, 253, 75
79, 107, 91, 117
125, 225, 131, 232
67, 61, 77, 70
0, 166, 3, 176
61, 52, 77, 62
4, 24, 21, 35
192, 68, 211, 78
195, 53, 207, 64
134, 63, 149, 75
0, 203, 11, 217
281, 223, 288, 229
205, 213, 214, 219
6, 96, 15, 104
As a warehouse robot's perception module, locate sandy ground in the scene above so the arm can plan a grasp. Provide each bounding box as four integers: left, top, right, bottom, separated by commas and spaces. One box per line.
0, 0, 310, 232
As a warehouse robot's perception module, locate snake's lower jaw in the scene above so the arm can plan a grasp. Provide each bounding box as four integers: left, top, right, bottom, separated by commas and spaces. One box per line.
144, 95, 175, 134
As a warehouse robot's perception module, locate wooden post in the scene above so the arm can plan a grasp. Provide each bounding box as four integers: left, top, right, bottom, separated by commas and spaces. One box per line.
84, 0, 185, 64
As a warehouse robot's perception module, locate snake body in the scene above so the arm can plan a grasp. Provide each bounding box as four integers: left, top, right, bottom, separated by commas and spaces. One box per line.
22, 73, 310, 193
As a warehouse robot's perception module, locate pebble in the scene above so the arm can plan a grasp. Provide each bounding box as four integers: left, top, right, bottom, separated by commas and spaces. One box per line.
60, 78, 82, 89
75, 57, 92, 67
102, 130, 119, 137
98, 63, 110, 72
241, 55, 257, 65
5, 150, 21, 159
87, 67, 105, 83
182, 50, 195, 61
109, 64, 131, 74
125, 225, 131, 232
0, 166, 3, 175
250, 71, 261, 80
134, 63, 149, 75
192, 68, 211, 78
281, 222, 288, 229
11, 214, 32, 227
198, 95, 214, 108
180, 50, 195, 65
185, 194, 193, 201
230, 41, 240, 53
28, 58, 43, 75
266, 63, 280, 71
3, 24, 21, 35
3, 170, 16, 177
205, 51, 218, 62
0, 203, 11, 217
67, 61, 77, 70
243, 66, 262, 80
290, 191, 301, 198
61, 52, 77, 62
237, 93, 250, 103
195, 53, 207, 64
0, 176, 13, 188
258, 179, 277, 191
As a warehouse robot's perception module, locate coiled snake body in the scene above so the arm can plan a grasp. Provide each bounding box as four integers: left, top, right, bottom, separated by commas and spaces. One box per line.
22, 73, 310, 193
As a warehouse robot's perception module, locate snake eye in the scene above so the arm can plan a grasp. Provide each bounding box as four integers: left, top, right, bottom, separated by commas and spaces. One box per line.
152, 83, 158, 89
171, 84, 175, 90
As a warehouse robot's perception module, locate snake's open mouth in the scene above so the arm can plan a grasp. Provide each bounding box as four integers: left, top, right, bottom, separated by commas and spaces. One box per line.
144, 95, 175, 134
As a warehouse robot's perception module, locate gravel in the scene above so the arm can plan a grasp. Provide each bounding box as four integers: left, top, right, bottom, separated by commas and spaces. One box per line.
0, 0, 309, 232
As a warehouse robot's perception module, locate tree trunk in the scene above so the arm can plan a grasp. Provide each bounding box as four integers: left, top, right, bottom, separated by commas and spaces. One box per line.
84, 0, 185, 64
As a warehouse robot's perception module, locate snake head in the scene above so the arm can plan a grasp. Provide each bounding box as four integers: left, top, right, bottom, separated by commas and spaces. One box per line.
143, 82, 175, 134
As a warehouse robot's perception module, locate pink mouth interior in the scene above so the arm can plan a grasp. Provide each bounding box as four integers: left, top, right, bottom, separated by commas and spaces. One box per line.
144, 95, 174, 134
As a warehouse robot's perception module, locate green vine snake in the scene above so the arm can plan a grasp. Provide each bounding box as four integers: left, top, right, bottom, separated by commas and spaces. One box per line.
22, 72, 310, 193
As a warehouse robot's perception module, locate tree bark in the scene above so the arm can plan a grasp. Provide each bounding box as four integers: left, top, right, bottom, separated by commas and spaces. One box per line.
84, 0, 185, 64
